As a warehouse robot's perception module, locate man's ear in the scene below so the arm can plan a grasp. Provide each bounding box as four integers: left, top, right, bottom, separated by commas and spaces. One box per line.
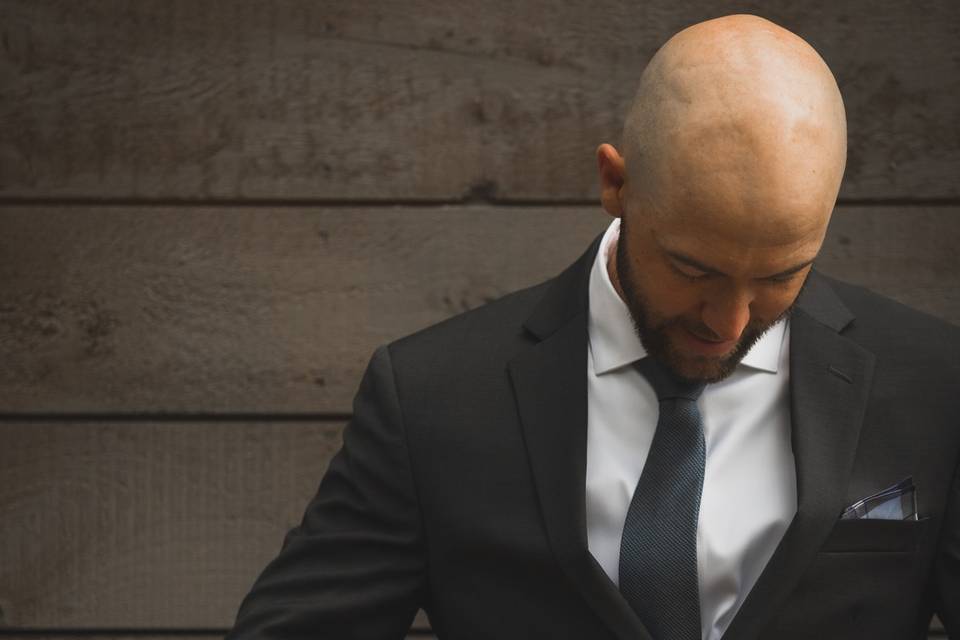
596, 143, 626, 217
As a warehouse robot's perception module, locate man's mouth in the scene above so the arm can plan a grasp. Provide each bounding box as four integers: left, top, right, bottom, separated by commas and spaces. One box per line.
678, 327, 738, 356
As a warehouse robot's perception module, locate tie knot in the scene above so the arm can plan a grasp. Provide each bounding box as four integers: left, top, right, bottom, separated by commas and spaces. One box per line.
635, 357, 706, 401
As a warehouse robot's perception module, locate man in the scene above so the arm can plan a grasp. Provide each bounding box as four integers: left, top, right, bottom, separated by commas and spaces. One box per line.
227, 14, 960, 640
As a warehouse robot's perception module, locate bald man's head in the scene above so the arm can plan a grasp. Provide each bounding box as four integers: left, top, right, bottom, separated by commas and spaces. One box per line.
596, 15, 848, 382
618, 14, 846, 237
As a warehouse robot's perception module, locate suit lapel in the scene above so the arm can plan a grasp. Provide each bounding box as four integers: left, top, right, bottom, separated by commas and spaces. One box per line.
507, 233, 653, 640
723, 271, 876, 640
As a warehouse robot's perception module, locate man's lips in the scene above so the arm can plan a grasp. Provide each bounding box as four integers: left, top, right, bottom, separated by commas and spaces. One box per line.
678, 327, 738, 356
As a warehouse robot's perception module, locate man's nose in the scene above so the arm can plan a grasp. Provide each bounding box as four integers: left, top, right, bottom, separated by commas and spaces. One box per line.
701, 288, 753, 342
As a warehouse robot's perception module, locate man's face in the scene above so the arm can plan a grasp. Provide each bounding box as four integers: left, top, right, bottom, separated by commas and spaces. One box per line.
613, 205, 821, 383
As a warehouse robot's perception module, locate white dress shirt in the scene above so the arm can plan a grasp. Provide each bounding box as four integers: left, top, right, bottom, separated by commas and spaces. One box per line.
585, 217, 798, 640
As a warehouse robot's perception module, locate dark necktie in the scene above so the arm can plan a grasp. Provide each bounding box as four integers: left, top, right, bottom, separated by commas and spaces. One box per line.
618, 356, 707, 640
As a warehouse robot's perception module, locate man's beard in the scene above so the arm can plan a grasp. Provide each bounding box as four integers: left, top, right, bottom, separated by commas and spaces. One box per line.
615, 217, 800, 383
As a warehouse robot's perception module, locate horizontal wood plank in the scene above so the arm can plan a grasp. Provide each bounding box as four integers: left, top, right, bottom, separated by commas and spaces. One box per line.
0, 421, 435, 632
0, 1, 957, 200
2, 205, 958, 414
0, 205, 609, 412
0, 421, 344, 628
0, 628, 432, 640
0, 635, 434, 639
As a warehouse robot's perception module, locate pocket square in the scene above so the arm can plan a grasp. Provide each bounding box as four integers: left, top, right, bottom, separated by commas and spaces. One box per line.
840, 477, 918, 521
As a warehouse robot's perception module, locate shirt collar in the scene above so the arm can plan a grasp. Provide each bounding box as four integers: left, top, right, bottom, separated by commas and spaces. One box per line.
587, 217, 787, 376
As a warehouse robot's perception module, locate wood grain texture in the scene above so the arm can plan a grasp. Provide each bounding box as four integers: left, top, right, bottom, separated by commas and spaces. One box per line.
0, 420, 435, 632
0, 636, 435, 639
0, 637, 430, 640
0, 205, 610, 412
0, 0, 956, 201
2, 205, 958, 414
0, 420, 344, 628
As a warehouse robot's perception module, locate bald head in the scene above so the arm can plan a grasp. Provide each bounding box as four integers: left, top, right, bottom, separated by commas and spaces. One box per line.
617, 14, 846, 241
595, 16, 850, 381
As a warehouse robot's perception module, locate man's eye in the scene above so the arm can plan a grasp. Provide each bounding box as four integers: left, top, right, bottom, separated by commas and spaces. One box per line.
672, 263, 709, 281
768, 273, 797, 285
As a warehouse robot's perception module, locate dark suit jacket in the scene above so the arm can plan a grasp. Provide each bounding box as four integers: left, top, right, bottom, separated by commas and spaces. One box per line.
226, 232, 960, 639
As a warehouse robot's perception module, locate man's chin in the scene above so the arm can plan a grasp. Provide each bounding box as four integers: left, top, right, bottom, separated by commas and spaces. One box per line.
661, 341, 742, 383
665, 356, 730, 384
660, 324, 768, 383
635, 319, 768, 383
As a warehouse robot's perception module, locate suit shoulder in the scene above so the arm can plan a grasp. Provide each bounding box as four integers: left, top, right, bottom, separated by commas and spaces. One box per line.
819, 272, 960, 359
822, 273, 958, 332
385, 277, 550, 369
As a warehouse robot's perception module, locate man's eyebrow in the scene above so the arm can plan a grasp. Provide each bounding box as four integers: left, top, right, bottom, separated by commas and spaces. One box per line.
665, 251, 723, 275
665, 250, 816, 280
766, 258, 817, 279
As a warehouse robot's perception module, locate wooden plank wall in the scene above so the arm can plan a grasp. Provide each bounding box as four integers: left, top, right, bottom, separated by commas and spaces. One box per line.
1, 1, 956, 637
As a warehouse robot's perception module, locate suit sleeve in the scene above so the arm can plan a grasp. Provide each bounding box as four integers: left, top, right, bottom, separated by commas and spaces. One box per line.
225, 344, 427, 639
935, 456, 960, 636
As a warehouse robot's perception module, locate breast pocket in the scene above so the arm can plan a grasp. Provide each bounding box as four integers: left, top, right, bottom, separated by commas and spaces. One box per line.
763, 517, 935, 638
819, 517, 930, 553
